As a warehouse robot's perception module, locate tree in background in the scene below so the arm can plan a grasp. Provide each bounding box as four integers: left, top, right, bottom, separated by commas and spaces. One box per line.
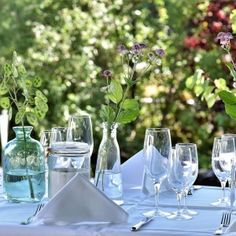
0, 0, 234, 171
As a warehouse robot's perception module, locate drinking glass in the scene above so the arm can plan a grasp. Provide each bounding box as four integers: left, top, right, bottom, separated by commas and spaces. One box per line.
51, 127, 68, 144
40, 130, 52, 158
167, 145, 193, 220
211, 137, 230, 206
219, 135, 236, 211
144, 128, 172, 217
67, 114, 94, 157
181, 143, 198, 216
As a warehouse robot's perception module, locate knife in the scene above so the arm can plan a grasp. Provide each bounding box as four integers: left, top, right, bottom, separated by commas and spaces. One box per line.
131, 216, 155, 231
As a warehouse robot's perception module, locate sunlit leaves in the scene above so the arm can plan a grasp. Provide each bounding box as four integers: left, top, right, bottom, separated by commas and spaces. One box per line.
0, 52, 48, 126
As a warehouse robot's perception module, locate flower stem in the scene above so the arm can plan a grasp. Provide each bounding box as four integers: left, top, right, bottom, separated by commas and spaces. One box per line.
21, 121, 35, 199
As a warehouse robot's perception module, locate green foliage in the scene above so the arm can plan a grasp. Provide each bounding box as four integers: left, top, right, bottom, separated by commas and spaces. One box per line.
1, 0, 234, 170
0, 52, 48, 126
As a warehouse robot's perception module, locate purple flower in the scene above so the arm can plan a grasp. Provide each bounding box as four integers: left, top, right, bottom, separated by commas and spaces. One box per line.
155, 49, 165, 57
118, 44, 128, 54
101, 70, 112, 78
216, 32, 233, 46
138, 43, 147, 49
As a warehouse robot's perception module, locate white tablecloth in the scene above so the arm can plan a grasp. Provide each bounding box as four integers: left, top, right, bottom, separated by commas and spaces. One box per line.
0, 184, 235, 236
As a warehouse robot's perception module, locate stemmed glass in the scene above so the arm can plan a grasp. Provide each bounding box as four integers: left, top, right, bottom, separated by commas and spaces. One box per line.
219, 135, 236, 211
181, 143, 198, 216
143, 128, 172, 217
167, 144, 193, 220
211, 137, 230, 206
66, 114, 94, 178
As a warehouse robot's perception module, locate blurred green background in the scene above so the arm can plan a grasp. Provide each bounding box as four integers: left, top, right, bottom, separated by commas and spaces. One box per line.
1, 0, 236, 174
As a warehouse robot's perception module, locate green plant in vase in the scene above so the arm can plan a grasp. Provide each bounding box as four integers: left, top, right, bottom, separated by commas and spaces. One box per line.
0, 52, 48, 202
94, 43, 165, 202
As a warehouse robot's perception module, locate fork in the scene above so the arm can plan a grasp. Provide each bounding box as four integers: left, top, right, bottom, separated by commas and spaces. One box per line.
214, 212, 231, 235
21, 203, 44, 225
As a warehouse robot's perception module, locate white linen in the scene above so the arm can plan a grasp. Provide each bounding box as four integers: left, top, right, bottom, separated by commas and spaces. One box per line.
0, 186, 233, 236
35, 174, 128, 225
121, 149, 169, 194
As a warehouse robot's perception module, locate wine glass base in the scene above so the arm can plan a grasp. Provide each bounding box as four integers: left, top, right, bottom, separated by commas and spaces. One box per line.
182, 208, 197, 216
211, 198, 230, 207
166, 211, 192, 220
144, 209, 170, 218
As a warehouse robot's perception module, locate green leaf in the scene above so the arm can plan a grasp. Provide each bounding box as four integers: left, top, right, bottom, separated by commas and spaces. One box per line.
226, 63, 236, 80
18, 65, 26, 76
218, 90, 236, 105
33, 77, 42, 88
35, 97, 48, 112
194, 69, 204, 85
3, 64, 12, 77
203, 86, 214, 97
225, 103, 236, 120
36, 90, 48, 102
26, 112, 38, 126
99, 105, 115, 122
15, 107, 26, 124
25, 78, 32, 88
107, 80, 123, 104
0, 97, 10, 109
214, 79, 227, 90
185, 75, 195, 89
205, 93, 217, 108
117, 109, 139, 124
0, 83, 9, 95
230, 9, 236, 33
194, 84, 204, 97
34, 107, 46, 119
123, 99, 139, 110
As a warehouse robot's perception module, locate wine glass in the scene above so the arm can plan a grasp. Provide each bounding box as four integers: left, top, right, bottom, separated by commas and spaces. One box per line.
219, 135, 236, 211
211, 137, 230, 206
66, 114, 94, 178
40, 130, 52, 158
181, 143, 198, 216
167, 145, 193, 220
143, 128, 172, 217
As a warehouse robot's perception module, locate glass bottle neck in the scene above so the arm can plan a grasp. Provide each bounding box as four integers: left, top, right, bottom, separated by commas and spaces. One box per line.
13, 126, 33, 139
102, 122, 118, 139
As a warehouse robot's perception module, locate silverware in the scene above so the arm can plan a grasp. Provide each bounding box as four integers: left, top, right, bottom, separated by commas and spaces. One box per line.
131, 216, 154, 231
21, 203, 44, 225
214, 212, 231, 235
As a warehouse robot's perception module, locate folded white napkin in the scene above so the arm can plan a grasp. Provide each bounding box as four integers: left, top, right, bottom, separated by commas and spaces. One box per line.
121, 149, 170, 194
35, 174, 128, 225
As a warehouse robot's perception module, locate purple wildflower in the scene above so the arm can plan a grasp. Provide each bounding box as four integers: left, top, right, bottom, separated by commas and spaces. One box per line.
101, 70, 112, 78
118, 44, 128, 54
155, 49, 165, 57
138, 43, 147, 49
216, 32, 233, 46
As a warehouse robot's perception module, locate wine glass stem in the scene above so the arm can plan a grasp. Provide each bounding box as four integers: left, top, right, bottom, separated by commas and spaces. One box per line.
176, 192, 182, 214
154, 182, 161, 213
183, 191, 187, 210
221, 180, 226, 201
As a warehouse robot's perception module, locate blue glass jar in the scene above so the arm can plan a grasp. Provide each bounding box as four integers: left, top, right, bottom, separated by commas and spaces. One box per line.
3, 126, 45, 202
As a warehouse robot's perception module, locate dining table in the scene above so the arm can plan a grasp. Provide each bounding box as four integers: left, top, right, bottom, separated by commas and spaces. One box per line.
0, 171, 236, 236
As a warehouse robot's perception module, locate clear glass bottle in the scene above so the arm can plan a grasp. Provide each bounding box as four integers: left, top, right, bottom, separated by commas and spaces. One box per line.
94, 122, 123, 203
3, 126, 45, 202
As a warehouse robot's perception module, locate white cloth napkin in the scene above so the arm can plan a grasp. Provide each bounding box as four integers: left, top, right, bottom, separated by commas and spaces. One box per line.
35, 174, 128, 225
121, 149, 170, 194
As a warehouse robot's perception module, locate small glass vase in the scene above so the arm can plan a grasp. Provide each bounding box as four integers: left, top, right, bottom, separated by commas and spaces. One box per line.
94, 122, 123, 204
2, 126, 45, 202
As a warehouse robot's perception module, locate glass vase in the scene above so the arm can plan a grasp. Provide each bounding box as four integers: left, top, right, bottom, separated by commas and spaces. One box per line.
2, 126, 45, 202
94, 122, 123, 204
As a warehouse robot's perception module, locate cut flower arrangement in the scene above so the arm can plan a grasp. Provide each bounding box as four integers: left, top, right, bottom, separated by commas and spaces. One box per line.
99, 43, 165, 125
